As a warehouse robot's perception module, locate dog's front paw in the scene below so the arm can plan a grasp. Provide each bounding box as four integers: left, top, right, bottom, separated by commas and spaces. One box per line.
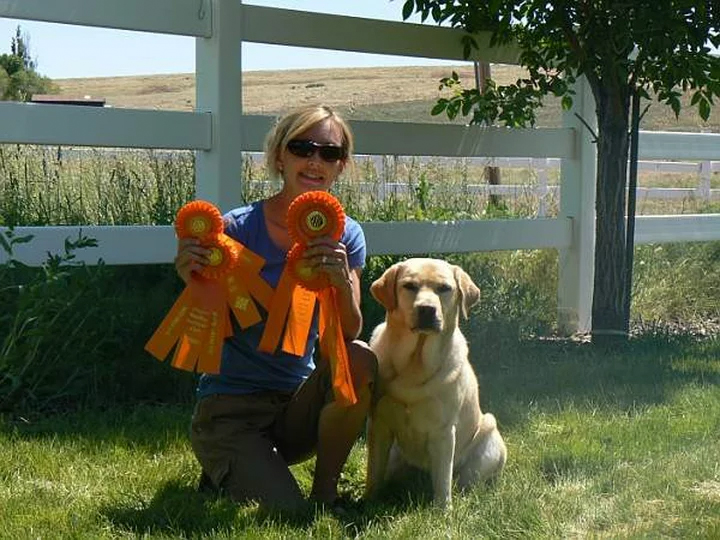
433, 494, 452, 510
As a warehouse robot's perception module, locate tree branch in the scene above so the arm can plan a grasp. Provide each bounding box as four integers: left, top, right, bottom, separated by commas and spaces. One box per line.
574, 112, 598, 143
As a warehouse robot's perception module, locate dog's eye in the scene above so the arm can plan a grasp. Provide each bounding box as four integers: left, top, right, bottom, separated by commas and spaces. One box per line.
436, 284, 452, 294
402, 282, 419, 292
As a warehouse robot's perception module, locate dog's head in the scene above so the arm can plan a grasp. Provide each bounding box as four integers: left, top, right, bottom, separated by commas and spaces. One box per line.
370, 258, 480, 334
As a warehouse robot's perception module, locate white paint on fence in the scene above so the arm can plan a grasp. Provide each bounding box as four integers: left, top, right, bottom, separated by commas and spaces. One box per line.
1, 218, 572, 266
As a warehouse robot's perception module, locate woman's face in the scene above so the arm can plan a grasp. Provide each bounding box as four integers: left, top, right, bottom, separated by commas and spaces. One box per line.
277, 118, 346, 199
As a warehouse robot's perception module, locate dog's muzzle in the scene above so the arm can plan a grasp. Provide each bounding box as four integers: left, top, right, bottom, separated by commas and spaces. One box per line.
414, 304, 441, 332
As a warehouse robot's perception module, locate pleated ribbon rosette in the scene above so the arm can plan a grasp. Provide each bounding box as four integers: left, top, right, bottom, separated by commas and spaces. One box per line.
257, 191, 358, 406
145, 200, 273, 373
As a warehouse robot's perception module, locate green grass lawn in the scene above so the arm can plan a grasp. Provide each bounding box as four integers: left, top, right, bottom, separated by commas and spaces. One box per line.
2, 334, 719, 539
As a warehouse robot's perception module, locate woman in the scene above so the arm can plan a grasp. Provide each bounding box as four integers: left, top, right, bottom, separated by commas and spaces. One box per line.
174, 105, 377, 512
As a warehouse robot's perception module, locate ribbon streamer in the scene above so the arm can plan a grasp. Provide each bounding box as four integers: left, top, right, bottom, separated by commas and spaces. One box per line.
145, 201, 271, 374
258, 191, 357, 406
318, 288, 357, 407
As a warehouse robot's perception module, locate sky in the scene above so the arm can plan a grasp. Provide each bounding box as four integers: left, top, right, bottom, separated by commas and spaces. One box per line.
0, 0, 461, 79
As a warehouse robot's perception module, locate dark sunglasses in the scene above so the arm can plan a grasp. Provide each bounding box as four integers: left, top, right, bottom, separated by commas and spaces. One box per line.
286, 139, 346, 162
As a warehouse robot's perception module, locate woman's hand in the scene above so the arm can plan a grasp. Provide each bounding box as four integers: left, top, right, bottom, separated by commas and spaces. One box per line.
303, 235, 363, 339
303, 236, 354, 293
174, 237, 211, 284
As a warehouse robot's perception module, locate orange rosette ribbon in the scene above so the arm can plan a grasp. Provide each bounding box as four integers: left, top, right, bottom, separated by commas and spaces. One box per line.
145, 200, 273, 374
258, 191, 357, 407
286, 190, 345, 245
175, 200, 224, 239
286, 243, 331, 292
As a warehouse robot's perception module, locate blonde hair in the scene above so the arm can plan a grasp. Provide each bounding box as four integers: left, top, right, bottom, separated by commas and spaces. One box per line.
264, 105, 354, 179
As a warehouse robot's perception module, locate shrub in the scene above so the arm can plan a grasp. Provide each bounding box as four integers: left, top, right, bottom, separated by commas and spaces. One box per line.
0, 229, 194, 413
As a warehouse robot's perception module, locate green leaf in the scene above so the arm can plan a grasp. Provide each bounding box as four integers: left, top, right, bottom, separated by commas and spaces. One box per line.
462, 99, 473, 116
447, 100, 460, 120
699, 97, 711, 121
431, 4, 441, 22
431, 100, 448, 116
561, 95, 573, 110
0, 231, 11, 256
670, 96, 681, 118
401, 0, 414, 21
12, 234, 34, 246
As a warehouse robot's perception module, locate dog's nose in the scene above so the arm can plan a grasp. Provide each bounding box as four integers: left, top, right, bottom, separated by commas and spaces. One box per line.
416, 305, 439, 329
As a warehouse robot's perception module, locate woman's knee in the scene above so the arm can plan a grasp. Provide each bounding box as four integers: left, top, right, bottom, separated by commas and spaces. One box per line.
346, 339, 378, 389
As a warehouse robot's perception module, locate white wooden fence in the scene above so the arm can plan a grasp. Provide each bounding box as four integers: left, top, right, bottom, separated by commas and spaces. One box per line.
248, 154, 720, 217
1, 0, 720, 334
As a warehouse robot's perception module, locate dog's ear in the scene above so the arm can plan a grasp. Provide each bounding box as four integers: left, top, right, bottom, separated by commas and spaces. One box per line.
371, 263, 401, 311
453, 266, 480, 319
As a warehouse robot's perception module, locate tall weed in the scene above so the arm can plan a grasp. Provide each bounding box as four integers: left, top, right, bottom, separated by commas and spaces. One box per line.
0, 147, 196, 226
0, 229, 194, 413
632, 242, 720, 330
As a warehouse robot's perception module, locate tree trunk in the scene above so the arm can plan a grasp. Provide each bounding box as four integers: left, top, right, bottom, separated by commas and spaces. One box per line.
474, 61, 502, 208
591, 84, 631, 345
485, 166, 502, 208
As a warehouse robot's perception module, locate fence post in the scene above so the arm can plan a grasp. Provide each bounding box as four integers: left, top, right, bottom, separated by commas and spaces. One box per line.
533, 157, 549, 217
557, 77, 597, 335
195, 0, 244, 210
698, 161, 711, 201
374, 155, 386, 201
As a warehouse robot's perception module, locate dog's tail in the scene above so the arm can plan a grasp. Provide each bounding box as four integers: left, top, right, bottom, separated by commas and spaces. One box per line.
468, 412, 507, 485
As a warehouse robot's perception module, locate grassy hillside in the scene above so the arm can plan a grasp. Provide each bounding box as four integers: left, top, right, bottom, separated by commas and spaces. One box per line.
54, 65, 720, 131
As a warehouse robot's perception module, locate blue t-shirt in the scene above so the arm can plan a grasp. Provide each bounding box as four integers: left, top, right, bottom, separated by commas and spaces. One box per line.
196, 200, 366, 398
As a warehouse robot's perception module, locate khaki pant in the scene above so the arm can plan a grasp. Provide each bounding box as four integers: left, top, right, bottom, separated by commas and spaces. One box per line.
190, 361, 334, 508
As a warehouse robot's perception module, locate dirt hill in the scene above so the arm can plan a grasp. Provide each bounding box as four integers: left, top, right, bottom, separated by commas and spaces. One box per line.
53, 65, 720, 131
53, 65, 478, 113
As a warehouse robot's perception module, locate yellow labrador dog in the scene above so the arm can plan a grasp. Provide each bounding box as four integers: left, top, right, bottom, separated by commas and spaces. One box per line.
365, 258, 506, 508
